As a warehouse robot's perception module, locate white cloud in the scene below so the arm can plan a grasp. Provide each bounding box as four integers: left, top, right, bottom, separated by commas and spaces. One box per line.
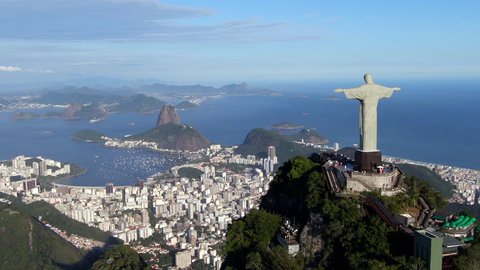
0, 66, 22, 72
0, 66, 54, 73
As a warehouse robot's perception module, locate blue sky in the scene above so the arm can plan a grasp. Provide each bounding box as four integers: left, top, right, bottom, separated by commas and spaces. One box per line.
1, 0, 479, 85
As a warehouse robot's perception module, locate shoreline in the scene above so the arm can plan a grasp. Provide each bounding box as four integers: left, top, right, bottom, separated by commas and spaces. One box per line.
50, 153, 480, 190
383, 155, 480, 172
41, 167, 88, 188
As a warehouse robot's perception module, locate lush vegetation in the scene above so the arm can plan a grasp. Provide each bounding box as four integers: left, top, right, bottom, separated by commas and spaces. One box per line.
222, 209, 294, 269
34, 89, 122, 105
372, 176, 447, 215
0, 202, 86, 270
91, 245, 150, 270
396, 163, 455, 198
139, 232, 168, 248
454, 234, 480, 270
178, 167, 203, 179
223, 155, 428, 270
130, 123, 210, 151
72, 129, 107, 142
288, 128, 328, 144
260, 156, 325, 224
0, 193, 120, 244
216, 163, 259, 174
111, 94, 165, 113
73, 103, 107, 120
235, 128, 318, 164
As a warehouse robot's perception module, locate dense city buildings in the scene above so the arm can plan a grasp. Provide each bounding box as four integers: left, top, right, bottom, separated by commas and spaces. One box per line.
0, 145, 279, 269
1, 141, 479, 269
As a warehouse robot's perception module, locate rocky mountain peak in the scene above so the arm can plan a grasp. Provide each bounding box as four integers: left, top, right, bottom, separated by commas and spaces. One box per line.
156, 104, 180, 127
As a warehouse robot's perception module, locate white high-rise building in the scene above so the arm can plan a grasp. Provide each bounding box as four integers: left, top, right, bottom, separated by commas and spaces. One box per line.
334, 142, 340, 151
264, 146, 278, 175
268, 146, 276, 158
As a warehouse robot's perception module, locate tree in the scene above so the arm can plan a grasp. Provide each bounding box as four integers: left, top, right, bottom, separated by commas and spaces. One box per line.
454, 239, 480, 270
91, 245, 149, 270
223, 210, 282, 269
260, 155, 323, 224
245, 252, 262, 270
305, 171, 326, 210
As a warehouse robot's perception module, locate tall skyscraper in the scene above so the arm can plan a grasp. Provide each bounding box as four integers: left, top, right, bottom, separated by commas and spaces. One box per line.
39, 160, 48, 176
268, 146, 276, 159
264, 146, 278, 175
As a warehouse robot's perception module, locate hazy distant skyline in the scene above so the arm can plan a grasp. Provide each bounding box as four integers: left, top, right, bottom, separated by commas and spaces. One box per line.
1, 0, 479, 85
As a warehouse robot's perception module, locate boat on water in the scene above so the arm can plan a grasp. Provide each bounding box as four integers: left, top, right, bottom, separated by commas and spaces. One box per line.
89, 118, 103, 123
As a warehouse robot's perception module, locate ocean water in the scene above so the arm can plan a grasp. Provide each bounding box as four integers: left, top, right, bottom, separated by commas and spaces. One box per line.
0, 79, 479, 186
182, 78, 480, 170
0, 111, 183, 186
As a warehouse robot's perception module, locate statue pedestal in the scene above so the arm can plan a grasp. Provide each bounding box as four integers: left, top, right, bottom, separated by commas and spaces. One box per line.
355, 150, 381, 173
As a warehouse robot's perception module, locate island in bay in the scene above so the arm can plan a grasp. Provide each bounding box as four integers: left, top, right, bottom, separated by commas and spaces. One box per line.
271, 122, 303, 130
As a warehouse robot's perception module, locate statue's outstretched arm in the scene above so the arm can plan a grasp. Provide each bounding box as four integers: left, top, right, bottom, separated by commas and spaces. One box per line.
335, 88, 346, 93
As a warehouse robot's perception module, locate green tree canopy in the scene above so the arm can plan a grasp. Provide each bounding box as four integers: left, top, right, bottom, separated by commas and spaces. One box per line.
223, 209, 283, 269
91, 245, 149, 270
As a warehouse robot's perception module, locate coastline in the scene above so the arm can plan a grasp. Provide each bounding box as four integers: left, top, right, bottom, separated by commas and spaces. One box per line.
40, 166, 88, 188
50, 153, 480, 191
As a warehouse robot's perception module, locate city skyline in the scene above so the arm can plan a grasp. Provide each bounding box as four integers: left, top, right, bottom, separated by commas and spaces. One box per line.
1, 0, 480, 86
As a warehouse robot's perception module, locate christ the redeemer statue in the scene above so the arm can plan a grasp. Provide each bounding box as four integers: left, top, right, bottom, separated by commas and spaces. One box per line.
335, 73, 400, 172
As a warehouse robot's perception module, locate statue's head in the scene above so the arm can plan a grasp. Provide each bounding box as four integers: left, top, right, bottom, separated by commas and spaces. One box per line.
364, 73, 374, 84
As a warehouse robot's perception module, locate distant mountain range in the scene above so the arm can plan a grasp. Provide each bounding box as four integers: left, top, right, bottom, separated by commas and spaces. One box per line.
32, 82, 277, 105
33, 87, 124, 105
26, 82, 276, 121
138, 82, 276, 96
110, 94, 166, 113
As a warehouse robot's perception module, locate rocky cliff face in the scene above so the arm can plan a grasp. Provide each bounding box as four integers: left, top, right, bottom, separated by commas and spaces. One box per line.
157, 104, 180, 127
300, 213, 325, 266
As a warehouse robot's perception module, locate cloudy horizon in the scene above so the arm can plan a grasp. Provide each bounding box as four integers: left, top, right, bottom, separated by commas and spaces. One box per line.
1, 0, 479, 86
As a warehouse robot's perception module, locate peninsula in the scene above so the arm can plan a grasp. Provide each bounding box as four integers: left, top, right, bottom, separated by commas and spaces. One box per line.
131, 105, 210, 151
